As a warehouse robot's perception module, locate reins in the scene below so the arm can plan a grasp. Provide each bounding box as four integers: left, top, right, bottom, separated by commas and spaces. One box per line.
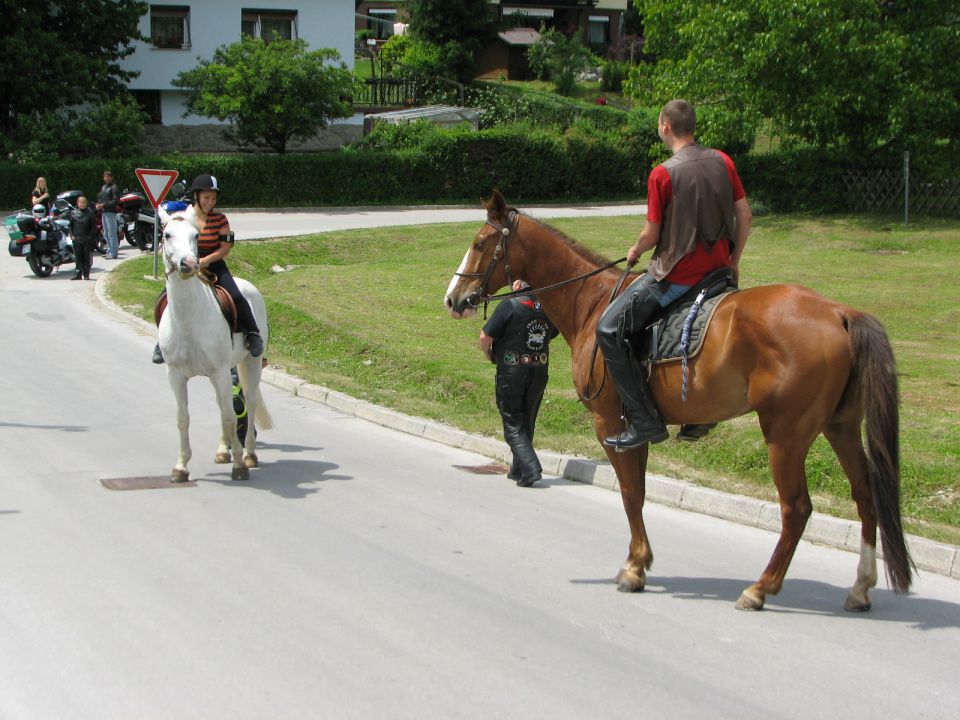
459, 210, 637, 403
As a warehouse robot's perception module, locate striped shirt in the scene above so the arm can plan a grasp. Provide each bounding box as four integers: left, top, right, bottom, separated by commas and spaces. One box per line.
197, 211, 231, 258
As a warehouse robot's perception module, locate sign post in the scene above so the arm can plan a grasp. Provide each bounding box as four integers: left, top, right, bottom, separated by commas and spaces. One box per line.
135, 168, 179, 278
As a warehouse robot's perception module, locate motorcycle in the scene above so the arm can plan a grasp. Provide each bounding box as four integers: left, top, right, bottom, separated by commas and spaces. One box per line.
118, 180, 190, 252
5, 200, 75, 277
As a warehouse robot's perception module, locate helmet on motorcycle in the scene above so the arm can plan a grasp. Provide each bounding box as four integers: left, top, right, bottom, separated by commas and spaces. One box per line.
32, 203, 46, 218
190, 174, 221, 196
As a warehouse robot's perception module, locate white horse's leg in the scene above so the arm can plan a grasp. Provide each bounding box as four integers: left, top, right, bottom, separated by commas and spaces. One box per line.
167, 370, 192, 483
210, 370, 247, 480
238, 356, 261, 469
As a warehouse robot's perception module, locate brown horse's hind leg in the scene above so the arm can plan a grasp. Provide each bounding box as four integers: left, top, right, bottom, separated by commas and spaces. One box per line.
738, 440, 814, 610
823, 421, 878, 611
604, 443, 653, 592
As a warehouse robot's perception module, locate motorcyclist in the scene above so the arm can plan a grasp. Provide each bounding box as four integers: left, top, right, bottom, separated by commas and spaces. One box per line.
153, 174, 264, 363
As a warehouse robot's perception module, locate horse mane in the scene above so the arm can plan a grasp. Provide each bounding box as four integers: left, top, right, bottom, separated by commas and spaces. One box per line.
518, 210, 621, 272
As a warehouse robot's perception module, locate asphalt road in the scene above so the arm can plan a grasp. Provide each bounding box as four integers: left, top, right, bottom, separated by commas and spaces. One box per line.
2, 208, 959, 719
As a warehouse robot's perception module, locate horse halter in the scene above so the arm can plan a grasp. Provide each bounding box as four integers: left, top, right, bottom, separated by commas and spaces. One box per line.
455, 210, 519, 308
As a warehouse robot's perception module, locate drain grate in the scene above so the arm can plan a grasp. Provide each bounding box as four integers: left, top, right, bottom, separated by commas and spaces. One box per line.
453, 463, 510, 475
100, 476, 197, 491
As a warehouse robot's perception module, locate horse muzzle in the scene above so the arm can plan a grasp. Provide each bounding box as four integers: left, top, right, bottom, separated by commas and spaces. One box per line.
444, 291, 479, 319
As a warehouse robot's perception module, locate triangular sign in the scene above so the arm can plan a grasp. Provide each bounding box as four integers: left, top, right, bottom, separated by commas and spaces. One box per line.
135, 168, 180, 209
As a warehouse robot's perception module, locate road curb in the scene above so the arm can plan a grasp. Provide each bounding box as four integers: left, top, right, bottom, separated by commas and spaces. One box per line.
93, 259, 960, 583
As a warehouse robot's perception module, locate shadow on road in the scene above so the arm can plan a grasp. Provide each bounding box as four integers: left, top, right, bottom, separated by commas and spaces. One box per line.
205, 457, 351, 499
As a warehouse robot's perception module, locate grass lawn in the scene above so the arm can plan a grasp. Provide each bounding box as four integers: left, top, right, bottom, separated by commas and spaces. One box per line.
107, 212, 960, 544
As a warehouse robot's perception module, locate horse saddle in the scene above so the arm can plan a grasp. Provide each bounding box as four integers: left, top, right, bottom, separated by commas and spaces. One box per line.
632, 267, 738, 383
154, 287, 238, 331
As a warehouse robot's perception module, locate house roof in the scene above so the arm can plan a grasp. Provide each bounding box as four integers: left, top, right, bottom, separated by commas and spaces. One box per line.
498, 28, 541, 46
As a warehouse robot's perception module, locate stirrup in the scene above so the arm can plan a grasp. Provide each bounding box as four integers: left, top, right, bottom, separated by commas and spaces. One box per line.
245, 332, 264, 357
604, 420, 668, 452
152, 343, 165, 364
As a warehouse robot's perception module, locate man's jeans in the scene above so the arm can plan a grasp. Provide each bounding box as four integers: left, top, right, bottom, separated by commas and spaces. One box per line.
102, 211, 119, 257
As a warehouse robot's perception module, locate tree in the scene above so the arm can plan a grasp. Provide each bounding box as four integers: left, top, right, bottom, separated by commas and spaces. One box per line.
0, 0, 146, 141
631, 0, 960, 159
173, 37, 354, 154
528, 29, 593, 96
406, 0, 496, 82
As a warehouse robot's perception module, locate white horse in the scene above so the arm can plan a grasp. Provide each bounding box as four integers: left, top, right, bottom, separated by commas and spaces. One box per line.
157, 206, 272, 482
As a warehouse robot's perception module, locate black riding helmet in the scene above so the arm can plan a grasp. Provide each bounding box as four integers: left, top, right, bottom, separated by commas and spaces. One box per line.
190, 173, 221, 203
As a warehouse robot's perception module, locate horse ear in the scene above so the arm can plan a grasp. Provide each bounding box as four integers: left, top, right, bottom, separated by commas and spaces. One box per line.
158, 205, 171, 226
486, 189, 507, 222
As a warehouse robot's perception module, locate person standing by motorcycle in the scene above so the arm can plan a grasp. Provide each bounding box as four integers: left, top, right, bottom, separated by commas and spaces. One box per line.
96, 169, 120, 259
68, 195, 96, 280
31, 177, 51, 214
152, 174, 264, 363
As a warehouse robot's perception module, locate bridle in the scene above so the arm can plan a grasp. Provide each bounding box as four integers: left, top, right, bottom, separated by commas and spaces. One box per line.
160, 216, 216, 284
453, 210, 633, 402
454, 210, 520, 309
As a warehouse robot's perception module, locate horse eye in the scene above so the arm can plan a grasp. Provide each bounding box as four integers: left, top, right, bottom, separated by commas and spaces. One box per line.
473, 241, 484, 251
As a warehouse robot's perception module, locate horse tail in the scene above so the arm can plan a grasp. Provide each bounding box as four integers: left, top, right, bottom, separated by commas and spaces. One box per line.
254, 388, 274, 430
848, 311, 913, 593
236, 361, 274, 431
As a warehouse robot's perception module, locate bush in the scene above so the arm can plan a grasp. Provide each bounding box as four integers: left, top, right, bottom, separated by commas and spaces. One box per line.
600, 60, 631, 93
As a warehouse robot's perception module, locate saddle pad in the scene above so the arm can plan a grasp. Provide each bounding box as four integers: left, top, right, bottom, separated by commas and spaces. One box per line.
154, 286, 238, 331
651, 290, 736, 365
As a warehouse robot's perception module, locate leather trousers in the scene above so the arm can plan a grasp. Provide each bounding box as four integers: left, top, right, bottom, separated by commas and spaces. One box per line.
495, 365, 548, 481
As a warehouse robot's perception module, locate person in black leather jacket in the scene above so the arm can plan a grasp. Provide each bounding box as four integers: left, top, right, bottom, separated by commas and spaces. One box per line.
68, 195, 97, 280
479, 280, 559, 488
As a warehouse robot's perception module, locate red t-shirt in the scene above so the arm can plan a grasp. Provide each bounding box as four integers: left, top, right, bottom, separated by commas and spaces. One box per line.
646, 150, 746, 285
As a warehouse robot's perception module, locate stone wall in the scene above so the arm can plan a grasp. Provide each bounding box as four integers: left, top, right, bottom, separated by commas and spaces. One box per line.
138, 123, 363, 154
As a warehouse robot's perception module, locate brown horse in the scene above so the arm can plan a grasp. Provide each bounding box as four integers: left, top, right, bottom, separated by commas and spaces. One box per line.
444, 190, 912, 611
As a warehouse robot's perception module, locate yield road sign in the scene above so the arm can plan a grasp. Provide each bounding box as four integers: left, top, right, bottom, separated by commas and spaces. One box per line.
135, 168, 179, 209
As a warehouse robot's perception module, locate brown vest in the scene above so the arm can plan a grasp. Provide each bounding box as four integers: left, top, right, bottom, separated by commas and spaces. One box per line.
647, 144, 736, 281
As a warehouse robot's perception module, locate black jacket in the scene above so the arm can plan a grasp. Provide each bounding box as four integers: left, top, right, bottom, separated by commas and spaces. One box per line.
69, 206, 97, 242
98, 182, 120, 212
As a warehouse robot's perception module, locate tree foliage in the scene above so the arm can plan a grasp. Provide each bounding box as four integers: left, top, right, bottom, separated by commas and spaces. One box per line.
406, 0, 496, 82
631, 0, 960, 158
0, 0, 146, 141
528, 29, 593, 96
173, 38, 353, 153
12, 95, 149, 162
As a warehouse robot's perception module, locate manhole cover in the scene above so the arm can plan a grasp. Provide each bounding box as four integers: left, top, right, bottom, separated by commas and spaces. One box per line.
452, 463, 510, 475
100, 476, 197, 491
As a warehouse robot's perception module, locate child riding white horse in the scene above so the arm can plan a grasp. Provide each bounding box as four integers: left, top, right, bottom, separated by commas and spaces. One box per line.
157, 203, 271, 482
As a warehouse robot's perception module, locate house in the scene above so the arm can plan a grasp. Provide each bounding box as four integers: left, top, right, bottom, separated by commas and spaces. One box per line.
356, 2, 627, 48
124, 0, 360, 152
356, 1, 630, 80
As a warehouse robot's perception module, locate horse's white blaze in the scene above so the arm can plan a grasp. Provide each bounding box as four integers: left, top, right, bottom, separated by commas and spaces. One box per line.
445, 249, 471, 302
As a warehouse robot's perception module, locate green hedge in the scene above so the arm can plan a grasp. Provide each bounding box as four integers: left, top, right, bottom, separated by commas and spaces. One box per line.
0, 139, 942, 215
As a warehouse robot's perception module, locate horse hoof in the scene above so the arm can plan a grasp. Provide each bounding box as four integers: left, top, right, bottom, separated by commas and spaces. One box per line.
215, 451, 232, 464
735, 589, 765, 611
844, 591, 872, 612
232, 465, 249, 481
615, 567, 646, 593
171, 469, 190, 483
243, 454, 259, 469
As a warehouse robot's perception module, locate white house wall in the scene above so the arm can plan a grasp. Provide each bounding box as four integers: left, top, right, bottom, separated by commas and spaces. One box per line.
126, 0, 355, 126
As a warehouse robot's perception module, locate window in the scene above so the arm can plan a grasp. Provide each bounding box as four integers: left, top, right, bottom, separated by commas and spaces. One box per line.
132, 90, 162, 124
242, 10, 298, 42
368, 8, 396, 40
587, 15, 610, 47
151, 6, 190, 49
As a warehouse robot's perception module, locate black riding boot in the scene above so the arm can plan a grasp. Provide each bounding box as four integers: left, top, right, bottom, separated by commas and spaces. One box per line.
601, 353, 668, 450
234, 296, 264, 357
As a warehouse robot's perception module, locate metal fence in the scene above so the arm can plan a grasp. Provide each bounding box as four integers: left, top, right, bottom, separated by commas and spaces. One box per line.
842, 162, 960, 217
352, 77, 420, 108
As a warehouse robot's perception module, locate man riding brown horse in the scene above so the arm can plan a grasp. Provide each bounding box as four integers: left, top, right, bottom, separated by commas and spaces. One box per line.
596, 99, 753, 450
